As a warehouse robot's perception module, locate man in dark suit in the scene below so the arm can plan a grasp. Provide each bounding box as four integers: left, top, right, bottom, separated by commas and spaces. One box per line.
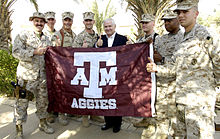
96, 18, 128, 133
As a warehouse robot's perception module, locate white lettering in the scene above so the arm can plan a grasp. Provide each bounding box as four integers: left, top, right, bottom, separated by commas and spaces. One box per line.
71, 52, 117, 98
71, 98, 79, 108
71, 98, 117, 110
108, 99, 117, 109
100, 67, 117, 86
79, 98, 86, 109
87, 99, 95, 109
71, 68, 89, 85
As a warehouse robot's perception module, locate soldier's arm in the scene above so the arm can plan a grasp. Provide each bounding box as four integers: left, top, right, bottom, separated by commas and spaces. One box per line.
156, 62, 176, 77
12, 32, 34, 62
73, 34, 83, 48
208, 37, 220, 86
146, 57, 176, 77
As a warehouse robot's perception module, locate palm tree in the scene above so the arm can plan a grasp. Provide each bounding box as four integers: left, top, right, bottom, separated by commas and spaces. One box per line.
125, 0, 175, 39
0, 0, 38, 52
91, 0, 116, 34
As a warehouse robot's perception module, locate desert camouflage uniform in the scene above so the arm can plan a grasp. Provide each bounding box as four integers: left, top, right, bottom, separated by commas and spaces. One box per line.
43, 26, 56, 42
52, 29, 76, 47
12, 30, 52, 125
157, 24, 220, 139
146, 29, 183, 138
136, 32, 161, 139
73, 29, 98, 48
136, 32, 160, 50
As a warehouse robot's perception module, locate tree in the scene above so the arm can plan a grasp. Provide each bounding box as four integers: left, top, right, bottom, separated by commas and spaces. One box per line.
0, 0, 38, 52
91, 0, 116, 34
125, 0, 175, 39
0, 0, 38, 96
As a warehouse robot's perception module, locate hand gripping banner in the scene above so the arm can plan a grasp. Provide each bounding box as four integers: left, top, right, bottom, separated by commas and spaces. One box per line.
45, 43, 156, 117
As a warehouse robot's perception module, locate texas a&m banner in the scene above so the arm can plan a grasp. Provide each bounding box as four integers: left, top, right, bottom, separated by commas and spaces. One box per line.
45, 43, 156, 117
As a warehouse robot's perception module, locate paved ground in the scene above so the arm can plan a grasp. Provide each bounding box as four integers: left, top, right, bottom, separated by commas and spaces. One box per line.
0, 97, 220, 139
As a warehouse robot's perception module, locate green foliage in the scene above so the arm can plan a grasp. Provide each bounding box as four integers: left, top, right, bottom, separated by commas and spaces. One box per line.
91, 0, 116, 34
0, 0, 15, 52
125, 0, 175, 39
198, 11, 220, 27
0, 47, 18, 97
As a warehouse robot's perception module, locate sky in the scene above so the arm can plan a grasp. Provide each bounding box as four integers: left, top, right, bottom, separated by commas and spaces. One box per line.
10, 0, 220, 40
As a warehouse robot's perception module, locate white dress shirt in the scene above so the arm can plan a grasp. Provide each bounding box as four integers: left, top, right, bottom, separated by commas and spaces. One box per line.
106, 32, 116, 47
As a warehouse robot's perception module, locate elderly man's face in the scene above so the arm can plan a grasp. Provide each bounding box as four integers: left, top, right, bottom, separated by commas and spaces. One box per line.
63, 18, 73, 30
104, 20, 116, 37
33, 17, 46, 32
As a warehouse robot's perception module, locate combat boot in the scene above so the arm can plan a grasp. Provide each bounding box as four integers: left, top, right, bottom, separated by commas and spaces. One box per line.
133, 118, 149, 127
141, 124, 156, 139
47, 113, 55, 123
82, 115, 90, 127
15, 124, 23, 139
39, 118, 54, 134
58, 113, 69, 126
90, 115, 104, 123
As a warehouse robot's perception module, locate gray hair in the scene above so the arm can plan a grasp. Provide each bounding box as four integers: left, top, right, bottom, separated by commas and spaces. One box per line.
103, 18, 116, 25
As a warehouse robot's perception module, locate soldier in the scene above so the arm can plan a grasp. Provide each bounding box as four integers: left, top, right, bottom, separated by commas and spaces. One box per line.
147, 0, 220, 138
133, 13, 162, 129
73, 12, 98, 48
50, 12, 77, 126
44, 11, 56, 42
52, 12, 76, 47
73, 12, 104, 127
12, 12, 54, 139
142, 10, 183, 139
43, 11, 58, 124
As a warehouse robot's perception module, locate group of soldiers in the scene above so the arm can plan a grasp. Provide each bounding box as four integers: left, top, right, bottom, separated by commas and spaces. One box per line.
11, 0, 219, 139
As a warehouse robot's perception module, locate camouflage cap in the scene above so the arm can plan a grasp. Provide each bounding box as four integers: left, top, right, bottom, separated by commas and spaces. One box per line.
174, 0, 198, 11
45, 11, 56, 20
62, 12, 74, 20
161, 9, 178, 20
29, 12, 47, 22
83, 12, 95, 20
140, 13, 155, 23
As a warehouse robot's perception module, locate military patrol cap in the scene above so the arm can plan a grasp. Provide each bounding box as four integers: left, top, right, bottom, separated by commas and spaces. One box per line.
62, 12, 74, 20
140, 13, 155, 23
83, 12, 95, 20
29, 12, 47, 22
45, 11, 56, 20
174, 0, 198, 11
161, 9, 178, 20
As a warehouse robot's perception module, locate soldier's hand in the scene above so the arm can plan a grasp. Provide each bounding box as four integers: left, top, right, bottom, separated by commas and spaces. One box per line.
96, 34, 103, 47
146, 57, 157, 72
153, 51, 163, 63
82, 40, 88, 48
126, 36, 133, 45
55, 35, 61, 46
34, 47, 47, 55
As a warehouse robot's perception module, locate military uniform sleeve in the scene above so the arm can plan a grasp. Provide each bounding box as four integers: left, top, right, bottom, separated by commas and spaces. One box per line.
156, 61, 176, 77
73, 34, 83, 48
12, 33, 34, 62
208, 37, 220, 86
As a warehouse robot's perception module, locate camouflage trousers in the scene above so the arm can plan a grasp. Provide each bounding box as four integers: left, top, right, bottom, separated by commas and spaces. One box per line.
175, 104, 215, 139
14, 78, 49, 125
141, 80, 176, 139
215, 87, 220, 111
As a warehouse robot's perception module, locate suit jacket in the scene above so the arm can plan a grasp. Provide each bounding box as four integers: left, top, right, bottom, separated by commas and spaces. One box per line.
99, 33, 128, 48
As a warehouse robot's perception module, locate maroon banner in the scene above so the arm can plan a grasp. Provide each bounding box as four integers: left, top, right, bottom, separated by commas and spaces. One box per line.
45, 43, 154, 117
